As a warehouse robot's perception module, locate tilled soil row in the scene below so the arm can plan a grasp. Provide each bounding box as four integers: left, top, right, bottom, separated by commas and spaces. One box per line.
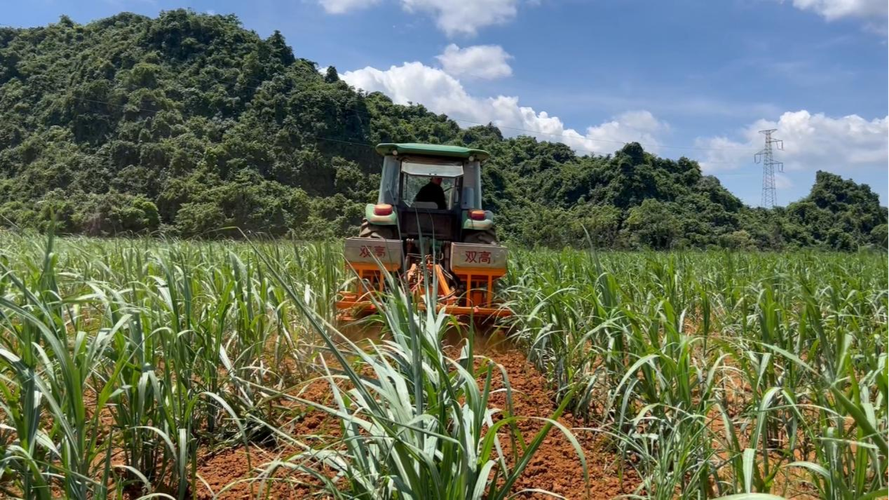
192, 340, 638, 499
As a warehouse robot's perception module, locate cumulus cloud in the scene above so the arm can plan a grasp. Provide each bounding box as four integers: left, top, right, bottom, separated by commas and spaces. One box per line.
402, 0, 520, 36
695, 110, 889, 175
341, 61, 668, 154
788, 0, 888, 33
318, 0, 521, 35
790, 0, 887, 21
775, 173, 794, 189
436, 44, 513, 79
317, 0, 381, 14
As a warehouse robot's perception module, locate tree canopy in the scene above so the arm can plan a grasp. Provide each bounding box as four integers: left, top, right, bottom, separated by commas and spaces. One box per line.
0, 10, 884, 250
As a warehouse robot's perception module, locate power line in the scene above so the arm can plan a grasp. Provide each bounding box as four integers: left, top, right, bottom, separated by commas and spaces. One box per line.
754, 129, 784, 208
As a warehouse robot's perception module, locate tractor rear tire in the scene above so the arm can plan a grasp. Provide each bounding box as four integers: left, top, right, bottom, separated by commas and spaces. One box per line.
359, 219, 396, 239
463, 229, 498, 245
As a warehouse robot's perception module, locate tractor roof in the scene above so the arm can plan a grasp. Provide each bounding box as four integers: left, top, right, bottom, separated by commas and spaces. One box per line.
375, 143, 490, 161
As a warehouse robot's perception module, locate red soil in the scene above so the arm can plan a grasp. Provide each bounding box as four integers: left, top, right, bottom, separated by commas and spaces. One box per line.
192, 337, 638, 499
481, 349, 639, 499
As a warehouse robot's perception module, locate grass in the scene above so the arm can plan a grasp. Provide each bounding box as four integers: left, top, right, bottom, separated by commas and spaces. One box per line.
0, 232, 884, 499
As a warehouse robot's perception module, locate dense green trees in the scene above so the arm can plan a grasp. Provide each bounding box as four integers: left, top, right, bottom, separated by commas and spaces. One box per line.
0, 11, 884, 250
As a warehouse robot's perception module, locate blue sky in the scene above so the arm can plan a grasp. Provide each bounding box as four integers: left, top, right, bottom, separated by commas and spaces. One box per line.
5, 0, 888, 206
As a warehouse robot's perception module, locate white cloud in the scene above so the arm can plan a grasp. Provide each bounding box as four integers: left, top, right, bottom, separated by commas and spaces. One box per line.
435, 44, 513, 79
317, 0, 381, 15
341, 61, 668, 154
402, 0, 520, 36
695, 111, 889, 175
790, 0, 887, 21
788, 0, 888, 33
318, 0, 521, 35
774, 173, 794, 189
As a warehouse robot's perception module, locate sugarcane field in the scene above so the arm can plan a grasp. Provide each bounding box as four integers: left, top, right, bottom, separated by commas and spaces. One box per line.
1, 5, 888, 500
0, 230, 885, 499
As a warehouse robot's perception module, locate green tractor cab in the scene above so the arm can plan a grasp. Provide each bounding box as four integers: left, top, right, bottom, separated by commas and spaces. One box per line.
359, 143, 497, 244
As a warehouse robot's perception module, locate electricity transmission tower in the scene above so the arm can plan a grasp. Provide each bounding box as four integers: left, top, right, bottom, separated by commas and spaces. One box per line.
754, 129, 783, 208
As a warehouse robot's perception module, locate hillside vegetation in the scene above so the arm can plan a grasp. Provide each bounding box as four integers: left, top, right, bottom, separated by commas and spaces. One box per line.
0, 10, 885, 249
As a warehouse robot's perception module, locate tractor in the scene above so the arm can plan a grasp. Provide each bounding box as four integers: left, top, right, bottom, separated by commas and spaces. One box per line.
336, 143, 509, 320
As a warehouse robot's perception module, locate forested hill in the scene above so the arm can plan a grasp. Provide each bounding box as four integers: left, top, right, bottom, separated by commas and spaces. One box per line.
0, 11, 885, 250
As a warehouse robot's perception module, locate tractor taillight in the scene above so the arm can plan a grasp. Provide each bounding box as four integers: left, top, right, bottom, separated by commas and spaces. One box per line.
373, 204, 393, 216
469, 210, 486, 221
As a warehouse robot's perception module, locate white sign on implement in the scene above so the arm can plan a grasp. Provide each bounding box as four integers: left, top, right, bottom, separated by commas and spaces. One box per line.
450, 243, 507, 269
344, 238, 403, 266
